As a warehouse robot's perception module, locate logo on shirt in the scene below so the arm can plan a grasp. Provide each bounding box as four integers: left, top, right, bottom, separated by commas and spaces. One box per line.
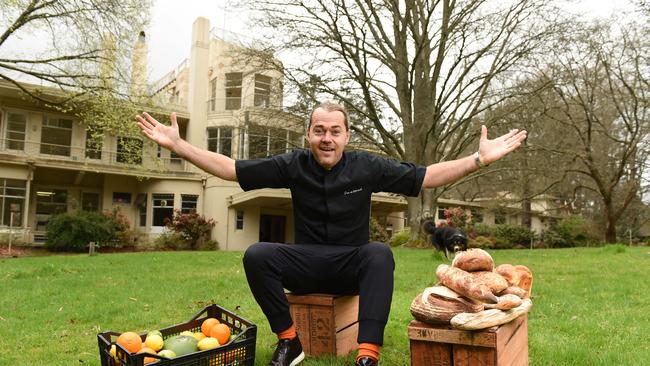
344, 187, 363, 195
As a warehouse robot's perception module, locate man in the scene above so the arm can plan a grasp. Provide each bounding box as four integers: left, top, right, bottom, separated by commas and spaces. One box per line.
136, 102, 526, 366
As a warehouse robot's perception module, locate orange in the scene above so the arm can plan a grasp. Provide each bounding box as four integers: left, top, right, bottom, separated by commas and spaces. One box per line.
137, 346, 158, 364
117, 331, 143, 353
201, 318, 220, 336
209, 323, 231, 345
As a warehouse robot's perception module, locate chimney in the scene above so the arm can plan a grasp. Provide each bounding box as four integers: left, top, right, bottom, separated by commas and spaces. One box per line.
129, 31, 148, 101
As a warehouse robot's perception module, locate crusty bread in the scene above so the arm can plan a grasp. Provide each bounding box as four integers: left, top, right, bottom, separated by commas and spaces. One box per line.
470, 271, 509, 294
410, 286, 483, 324
452, 248, 494, 272
496, 264, 533, 298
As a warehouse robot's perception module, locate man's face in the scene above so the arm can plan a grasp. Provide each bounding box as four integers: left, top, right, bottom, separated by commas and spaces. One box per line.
307, 108, 350, 170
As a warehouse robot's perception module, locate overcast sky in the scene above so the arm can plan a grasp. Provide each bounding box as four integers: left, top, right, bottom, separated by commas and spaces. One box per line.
144, 0, 637, 83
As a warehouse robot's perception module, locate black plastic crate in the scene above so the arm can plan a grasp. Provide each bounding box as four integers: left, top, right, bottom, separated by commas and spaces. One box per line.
98, 304, 256, 366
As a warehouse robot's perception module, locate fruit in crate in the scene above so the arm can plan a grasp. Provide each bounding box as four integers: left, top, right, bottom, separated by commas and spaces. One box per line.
193, 331, 207, 342
137, 347, 158, 364
144, 333, 164, 352
201, 317, 220, 336
157, 349, 176, 359
116, 331, 143, 353
197, 337, 220, 350
163, 335, 199, 356
209, 323, 232, 345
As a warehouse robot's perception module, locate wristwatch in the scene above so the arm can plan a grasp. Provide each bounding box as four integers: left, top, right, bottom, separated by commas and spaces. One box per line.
473, 151, 487, 168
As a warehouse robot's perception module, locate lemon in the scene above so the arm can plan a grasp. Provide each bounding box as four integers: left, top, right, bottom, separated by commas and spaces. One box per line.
145, 334, 164, 352
180, 330, 195, 337
193, 332, 206, 342
147, 330, 163, 338
110, 344, 119, 362
158, 349, 176, 359
197, 337, 220, 351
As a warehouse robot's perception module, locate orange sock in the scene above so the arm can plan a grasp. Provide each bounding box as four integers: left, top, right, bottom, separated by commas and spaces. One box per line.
277, 324, 297, 340
356, 343, 380, 362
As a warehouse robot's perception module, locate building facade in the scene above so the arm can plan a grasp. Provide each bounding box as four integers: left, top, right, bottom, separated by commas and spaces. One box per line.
0, 17, 408, 249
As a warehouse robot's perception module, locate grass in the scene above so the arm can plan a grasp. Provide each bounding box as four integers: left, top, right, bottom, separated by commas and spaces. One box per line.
1, 245, 649, 365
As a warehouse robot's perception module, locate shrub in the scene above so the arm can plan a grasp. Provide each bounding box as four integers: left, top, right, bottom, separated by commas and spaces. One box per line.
103, 207, 137, 246
542, 215, 598, 248
473, 223, 494, 237
153, 232, 190, 250
442, 207, 473, 232
492, 224, 536, 249
45, 211, 114, 252
469, 235, 496, 249
390, 228, 411, 247
165, 210, 216, 250
369, 218, 391, 243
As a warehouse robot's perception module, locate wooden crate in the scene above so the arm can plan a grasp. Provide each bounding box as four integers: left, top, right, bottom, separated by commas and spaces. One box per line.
408, 314, 528, 366
286, 293, 359, 356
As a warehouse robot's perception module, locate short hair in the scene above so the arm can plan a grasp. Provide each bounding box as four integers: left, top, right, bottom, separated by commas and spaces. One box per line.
308, 101, 349, 130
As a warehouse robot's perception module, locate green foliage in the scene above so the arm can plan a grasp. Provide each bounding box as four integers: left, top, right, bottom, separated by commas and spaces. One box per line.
473, 223, 494, 237
45, 211, 114, 252
165, 210, 216, 250
469, 235, 496, 249
152, 232, 192, 250
542, 215, 598, 248
491, 224, 536, 249
369, 217, 391, 243
389, 228, 411, 247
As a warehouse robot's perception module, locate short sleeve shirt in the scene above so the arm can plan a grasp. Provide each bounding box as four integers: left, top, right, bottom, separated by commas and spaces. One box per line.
236, 149, 426, 246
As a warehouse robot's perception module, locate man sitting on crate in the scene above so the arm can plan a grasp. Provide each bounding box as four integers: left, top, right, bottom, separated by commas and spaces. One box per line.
135, 102, 526, 366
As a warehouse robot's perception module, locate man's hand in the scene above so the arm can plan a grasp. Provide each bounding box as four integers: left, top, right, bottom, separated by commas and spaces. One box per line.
135, 112, 180, 151
477, 125, 527, 165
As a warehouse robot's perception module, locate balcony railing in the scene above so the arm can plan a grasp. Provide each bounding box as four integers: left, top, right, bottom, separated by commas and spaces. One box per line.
0, 138, 193, 173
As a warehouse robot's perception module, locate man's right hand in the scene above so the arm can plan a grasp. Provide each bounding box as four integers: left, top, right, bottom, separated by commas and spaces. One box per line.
135, 111, 180, 152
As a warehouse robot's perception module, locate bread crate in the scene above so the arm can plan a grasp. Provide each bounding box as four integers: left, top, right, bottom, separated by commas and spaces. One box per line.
408, 314, 528, 366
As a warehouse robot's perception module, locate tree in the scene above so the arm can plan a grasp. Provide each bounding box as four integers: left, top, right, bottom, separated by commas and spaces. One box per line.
535, 20, 650, 242
241, 0, 565, 238
0, 0, 150, 105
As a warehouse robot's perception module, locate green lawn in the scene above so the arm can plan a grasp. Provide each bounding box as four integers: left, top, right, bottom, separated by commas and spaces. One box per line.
1, 246, 649, 365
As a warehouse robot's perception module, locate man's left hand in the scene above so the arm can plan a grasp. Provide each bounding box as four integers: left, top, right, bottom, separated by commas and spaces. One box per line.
477, 125, 527, 165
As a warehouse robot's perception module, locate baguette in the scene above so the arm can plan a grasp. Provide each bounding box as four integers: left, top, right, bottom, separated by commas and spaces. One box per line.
451, 298, 533, 330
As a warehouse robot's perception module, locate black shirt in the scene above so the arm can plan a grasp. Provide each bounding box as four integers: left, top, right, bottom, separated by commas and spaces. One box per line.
236, 149, 426, 246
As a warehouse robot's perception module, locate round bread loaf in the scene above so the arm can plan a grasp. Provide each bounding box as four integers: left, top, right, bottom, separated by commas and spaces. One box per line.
410, 286, 484, 324
452, 248, 494, 272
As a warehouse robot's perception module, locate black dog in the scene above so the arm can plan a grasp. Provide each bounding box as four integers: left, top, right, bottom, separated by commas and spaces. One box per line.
421, 220, 468, 259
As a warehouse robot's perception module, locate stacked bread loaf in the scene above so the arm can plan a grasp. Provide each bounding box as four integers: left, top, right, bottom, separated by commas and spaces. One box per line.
410, 248, 533, 330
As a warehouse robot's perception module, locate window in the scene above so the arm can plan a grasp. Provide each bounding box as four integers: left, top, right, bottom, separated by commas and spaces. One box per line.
254, 74, 272, 107
112, 192, 132, 204
209, 77, 217, 111
40, 116, 72, 156
437, 207, 446, 220
152, 193, 174, 226
81, 192, 100, 212
470, 208, 483, 223
248, 124, 268, 158
236, 210, 244, 230
116, 137, 143, 164
157, 145, 182, 165
181, 195, 198, 214
1, 179, 26, 226
35, 188, 67, 231
85, 126, 103, 159
136, 193, 147, 227
207, 127, 233, 157
225, 72, 242, 110
495, 211, 506, 225
6, 112, 27, 151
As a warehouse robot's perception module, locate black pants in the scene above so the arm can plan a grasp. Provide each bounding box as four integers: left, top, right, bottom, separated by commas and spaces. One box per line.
242, 242, 395, 345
